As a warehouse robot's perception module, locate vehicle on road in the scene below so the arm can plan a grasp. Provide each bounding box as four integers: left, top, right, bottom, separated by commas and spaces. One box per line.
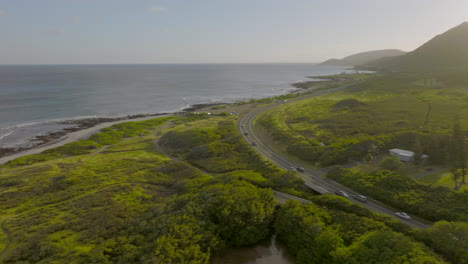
241, 125, 245, 127
243, 132, 249, 136
296, 167, 305, 172
395, 212, 411, 220
289, 166, 297, 171
335, 190, 350, 198
251, 142, 257, 146
352, 194, 368, 202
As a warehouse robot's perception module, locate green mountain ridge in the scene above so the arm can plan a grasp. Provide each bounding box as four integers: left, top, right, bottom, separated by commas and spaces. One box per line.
321, 49, 407, 66
361, 22, 468, 72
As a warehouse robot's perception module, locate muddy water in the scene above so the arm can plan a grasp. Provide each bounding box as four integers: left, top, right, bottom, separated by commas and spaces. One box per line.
211, 235, 295, 264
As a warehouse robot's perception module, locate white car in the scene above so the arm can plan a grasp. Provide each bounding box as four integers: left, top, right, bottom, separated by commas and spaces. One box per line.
395, 212, 411, 220
352, 194, 368, 202
335, 190, 350, 198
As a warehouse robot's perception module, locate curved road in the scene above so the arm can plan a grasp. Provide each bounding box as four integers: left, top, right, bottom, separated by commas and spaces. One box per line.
237, 85, 430, 229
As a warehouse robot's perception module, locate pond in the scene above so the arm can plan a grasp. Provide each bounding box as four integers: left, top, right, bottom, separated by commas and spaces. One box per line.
211, 235, 296, 264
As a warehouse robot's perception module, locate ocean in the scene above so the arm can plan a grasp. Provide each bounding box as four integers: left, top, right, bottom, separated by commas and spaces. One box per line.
0, 63, 349, 148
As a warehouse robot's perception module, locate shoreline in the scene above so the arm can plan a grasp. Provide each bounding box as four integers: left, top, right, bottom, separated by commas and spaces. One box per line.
0, 77, 336, 165
0, 101, 242, 164
0, 114, 175, 165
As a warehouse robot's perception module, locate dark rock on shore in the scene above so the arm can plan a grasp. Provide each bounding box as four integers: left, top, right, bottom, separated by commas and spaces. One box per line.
182, 103, 224, 112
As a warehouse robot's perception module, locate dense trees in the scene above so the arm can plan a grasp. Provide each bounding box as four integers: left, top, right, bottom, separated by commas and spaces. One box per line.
416, 221, 468, 264
0, 114, 464, 264
335, 231, 445, 264
449, 116, 466, 189
275, 200, 447, 264
160, 117, 309, 194
379, 156, 402, 171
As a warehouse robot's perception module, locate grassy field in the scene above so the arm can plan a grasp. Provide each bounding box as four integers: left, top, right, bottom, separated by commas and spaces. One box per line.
257, 73, 468, 222
0, 113, 311, 263
0, 117, 179, 262
258, 73, 468, 167
0, 107, 462, 263
418, 169, 468, 191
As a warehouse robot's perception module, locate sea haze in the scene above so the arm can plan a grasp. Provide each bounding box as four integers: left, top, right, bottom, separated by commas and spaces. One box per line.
0, 63, 349, 148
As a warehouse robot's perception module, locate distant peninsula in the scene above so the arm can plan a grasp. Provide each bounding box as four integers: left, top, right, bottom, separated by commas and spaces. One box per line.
320, 49, 407, 67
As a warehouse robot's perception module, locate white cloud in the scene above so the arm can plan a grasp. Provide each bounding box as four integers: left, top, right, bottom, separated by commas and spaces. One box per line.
0, 9, 6, 16
150, 6, 168, 13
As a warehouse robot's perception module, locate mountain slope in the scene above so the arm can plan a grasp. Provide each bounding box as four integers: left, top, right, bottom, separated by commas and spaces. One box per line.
362, 22, 468, 72
321, 49, 407, 66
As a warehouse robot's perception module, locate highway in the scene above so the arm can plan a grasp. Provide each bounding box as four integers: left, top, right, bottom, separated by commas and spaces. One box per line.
237, 85, 430, 229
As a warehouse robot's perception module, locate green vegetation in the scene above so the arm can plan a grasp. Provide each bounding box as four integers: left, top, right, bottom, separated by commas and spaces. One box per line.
259, 74, 468, 167
419, 169, 468, 191
275, 200, 447, 264
159, 115, 308, 194
0, 116, 281, 263
379, 156, 403, 171
0, 113, 463, 263
327, 166, 468, 222
2, 117, 174, 168
415, 221, 468, 264
362, 22, 468, 72
292, 72, 377, 89
257, 72, 468, 225
320, 49, 407, 67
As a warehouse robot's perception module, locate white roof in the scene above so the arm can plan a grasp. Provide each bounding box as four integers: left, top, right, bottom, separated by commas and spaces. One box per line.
389, 148, 414, 156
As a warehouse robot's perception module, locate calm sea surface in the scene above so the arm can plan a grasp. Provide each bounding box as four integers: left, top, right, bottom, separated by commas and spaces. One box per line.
0, 63, 348, 148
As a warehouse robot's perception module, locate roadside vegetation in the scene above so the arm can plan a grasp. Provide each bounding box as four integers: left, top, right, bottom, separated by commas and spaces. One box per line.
275, 200, 450, 264
257, 73, 468, 222
1, 112, 464, 263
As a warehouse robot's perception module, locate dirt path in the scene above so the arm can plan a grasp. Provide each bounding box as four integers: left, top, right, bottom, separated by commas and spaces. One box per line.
0, 115, 172, 165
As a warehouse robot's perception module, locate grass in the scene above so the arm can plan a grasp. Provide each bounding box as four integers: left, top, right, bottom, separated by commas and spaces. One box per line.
418, 169, 468, 191
0, 114, 311, 263
0, 116, 192, 262
258, 73, 468, 167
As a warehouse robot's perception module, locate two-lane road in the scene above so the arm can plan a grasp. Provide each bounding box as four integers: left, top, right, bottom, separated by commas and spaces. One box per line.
238, 85, 430, 229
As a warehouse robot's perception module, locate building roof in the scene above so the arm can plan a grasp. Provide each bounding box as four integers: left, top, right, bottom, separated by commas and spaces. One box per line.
389, 148, 415, 157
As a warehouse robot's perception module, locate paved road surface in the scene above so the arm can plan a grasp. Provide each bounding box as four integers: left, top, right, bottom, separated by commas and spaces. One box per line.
238, 84, 430, 229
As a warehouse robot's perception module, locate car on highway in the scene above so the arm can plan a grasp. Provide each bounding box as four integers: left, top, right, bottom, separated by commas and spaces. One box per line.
243, 132, 249, 136
395, 212, 411, 220
289, 166, 297, 171
251, 142, 257, 146
352, 194, 368, 202
296, 167, 305, 172
241, 125, 245, 127
335, 190, 349, 198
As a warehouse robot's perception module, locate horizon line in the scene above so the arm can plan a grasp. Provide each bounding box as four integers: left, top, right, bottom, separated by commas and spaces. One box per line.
0, 62, 326, 66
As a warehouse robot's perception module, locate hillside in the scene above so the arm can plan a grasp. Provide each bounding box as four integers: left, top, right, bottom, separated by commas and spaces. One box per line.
362, 22, 468, 72
320, 49, 407, 66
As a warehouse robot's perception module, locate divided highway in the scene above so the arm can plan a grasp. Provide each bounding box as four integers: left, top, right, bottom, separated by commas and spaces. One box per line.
237, 86, 430, 229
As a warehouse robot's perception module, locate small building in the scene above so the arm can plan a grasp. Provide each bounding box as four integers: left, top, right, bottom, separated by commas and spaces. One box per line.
389, 148, 415, 162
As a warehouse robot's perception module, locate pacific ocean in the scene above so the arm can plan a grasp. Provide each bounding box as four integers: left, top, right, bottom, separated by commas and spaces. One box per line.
0, 63, 349, 148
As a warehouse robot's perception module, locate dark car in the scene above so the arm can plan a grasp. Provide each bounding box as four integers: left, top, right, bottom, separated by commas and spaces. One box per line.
335, 190, 350, 198
296, 167, 305, 172
243, 132, 249, 136
251, 142, 257, 146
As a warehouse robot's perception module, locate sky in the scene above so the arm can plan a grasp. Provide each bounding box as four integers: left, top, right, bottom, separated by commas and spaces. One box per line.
0, 0, 467, 65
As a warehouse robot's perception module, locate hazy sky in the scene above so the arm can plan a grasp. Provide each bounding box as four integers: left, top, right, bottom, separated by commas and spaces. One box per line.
1, 0, 467, 64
